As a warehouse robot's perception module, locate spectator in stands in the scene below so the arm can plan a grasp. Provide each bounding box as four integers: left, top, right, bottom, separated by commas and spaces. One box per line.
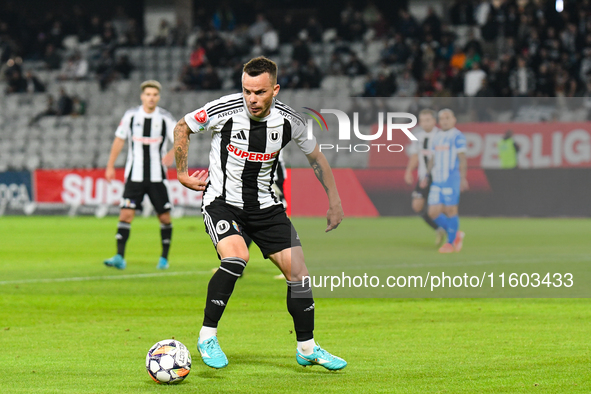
535, 63, 554, 97
305, 17, 323, 43
101, 21, 118, 48
292, 38, 311, 65
475, 77, 495, 97
398, 9, 420, 39
152, 19, 171, 46
115, 54, 134, 79
464, 62, 487, 96
111, 6, 131, 42
382, 33, 410, 65
437, 35, 454, 61
30, 94, 57, 125
190, 43, 206, 68
171, 17, 189, 46
212, 3, 236, 31
480, 11, 499, 43
418, 71, 435, 96
24, 71, 46, 93
339, 9, 366, 42
249, 14, 270, 41
88, 15, 103, 39
421, 7, 442, 39
450, 47, 466, 70
450, 0, 475, 26
58, 52, 88, 80
56, 88, 73, 116
48, 21, 64, 49
200, 65, 221, 90
96, 49, 115, 90
464, 47, 481, 70
261, 26, 279, 56
43, 44, 62, 70
178, 64, 200, 91
345, 53, 368, 77
299, 59, 322, 89
493, 62, 512, 97
509, 57, 535, 96
71, 96, 87, 116
327, 53, 345, 75
278, 14, 298, 44
125, 19, 141, 46
448, 66, 464, 96
365, 71, 396, 97
6, 69, 27, 94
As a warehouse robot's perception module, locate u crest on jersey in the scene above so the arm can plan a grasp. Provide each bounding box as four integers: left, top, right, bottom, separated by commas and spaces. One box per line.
268, 128, 281, 144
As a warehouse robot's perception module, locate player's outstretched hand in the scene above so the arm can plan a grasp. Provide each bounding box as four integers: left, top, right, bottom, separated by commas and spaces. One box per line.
461, 178, 469, 192
404, 171, 414, 185
179, 170, 208, 191
326, 203, 344, 232
105, 166, 115, 182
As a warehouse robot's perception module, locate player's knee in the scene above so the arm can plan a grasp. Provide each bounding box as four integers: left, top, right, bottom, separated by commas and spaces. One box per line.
220, 257, 247, 277
119, 209, 134, 222
411, 199, 424, 213
428, 207, 440, 219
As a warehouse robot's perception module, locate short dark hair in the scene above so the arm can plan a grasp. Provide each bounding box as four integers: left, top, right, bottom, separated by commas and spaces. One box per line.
243, 56, 277, 84
419, 108, 436, 119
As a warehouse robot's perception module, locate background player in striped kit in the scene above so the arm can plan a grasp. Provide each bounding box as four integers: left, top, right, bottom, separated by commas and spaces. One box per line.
423, 109, 468, 253
174, 57, 347, 371
103, 80, 177, 270
404, 108, 446, 245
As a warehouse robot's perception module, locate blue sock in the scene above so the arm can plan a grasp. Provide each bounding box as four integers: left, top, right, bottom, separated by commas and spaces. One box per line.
447, 215, 459, 244
434, 214, 448, 231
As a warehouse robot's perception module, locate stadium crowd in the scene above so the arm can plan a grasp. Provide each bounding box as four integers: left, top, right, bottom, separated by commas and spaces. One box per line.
3, 1, 591, 98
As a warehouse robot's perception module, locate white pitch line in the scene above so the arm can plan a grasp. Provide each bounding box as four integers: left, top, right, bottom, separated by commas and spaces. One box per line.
0, 270, 213, 285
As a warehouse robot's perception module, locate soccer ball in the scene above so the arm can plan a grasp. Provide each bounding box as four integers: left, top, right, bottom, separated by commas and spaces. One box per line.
146, 339, 192, 384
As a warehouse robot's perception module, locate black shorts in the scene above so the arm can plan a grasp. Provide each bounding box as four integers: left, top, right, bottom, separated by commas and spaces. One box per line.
202, 198, 301, 259
412, 177, 432, 200
120, 181, 172, 214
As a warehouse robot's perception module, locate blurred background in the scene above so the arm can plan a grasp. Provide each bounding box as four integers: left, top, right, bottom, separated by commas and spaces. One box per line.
0, 0, 590, 216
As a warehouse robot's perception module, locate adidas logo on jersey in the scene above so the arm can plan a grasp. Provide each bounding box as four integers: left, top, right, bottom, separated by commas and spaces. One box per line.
232, 130, 247, 140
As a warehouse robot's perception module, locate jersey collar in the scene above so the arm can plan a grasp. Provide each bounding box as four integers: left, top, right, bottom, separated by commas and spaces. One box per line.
140, 105, 159, 117
243, 96, 275, 122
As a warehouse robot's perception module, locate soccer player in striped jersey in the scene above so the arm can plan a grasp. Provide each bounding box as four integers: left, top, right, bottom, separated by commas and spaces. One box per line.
174, 57, 347, 371
423, 109, 468, 253
103, 80, 177, 270
404, 108, 446, 245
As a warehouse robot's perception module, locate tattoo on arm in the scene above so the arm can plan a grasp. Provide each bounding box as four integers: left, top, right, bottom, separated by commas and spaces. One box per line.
311, 160, 329, 193
174, 118, 190, 175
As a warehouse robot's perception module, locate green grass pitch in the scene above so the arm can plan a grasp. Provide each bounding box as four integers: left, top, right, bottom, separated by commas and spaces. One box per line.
0, 216, 590, 393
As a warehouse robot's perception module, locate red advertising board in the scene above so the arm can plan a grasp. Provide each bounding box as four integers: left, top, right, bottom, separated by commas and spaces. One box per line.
368, 122, 591, 169
34, 169, 203, 206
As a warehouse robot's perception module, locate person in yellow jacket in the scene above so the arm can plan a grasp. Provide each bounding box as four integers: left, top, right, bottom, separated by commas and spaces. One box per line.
499, 130, 520, 169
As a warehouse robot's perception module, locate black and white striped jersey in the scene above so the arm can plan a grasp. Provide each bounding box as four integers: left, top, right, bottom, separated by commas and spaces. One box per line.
115, 105, 177, 183
184, 93, 316, 210
408, 126, 440, 180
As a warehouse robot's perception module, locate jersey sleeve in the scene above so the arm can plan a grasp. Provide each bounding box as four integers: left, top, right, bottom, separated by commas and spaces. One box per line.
408, 139, 419, 155
455, 132, 467, 153
291, 118, 317, 155
114, 111, 132, 139
184, 107, 211, 134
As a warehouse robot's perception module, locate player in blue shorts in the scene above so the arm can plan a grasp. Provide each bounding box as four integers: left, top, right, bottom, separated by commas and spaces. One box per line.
421, 109, 468, 253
